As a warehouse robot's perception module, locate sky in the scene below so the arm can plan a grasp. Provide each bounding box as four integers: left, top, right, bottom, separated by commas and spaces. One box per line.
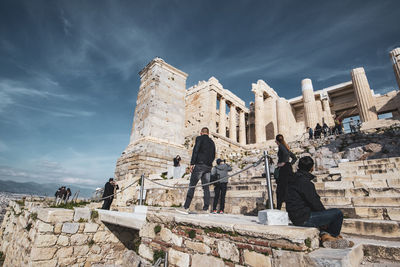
0, 0, 399, 189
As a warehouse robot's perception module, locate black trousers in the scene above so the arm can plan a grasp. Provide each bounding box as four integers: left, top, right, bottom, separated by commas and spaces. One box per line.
276, 163, 293, 210
213, 183, 227, 211
184, 164, 211, 210
102, 197, 113, 210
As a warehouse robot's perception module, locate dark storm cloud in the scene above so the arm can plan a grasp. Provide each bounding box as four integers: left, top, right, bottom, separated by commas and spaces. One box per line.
0, 0, 399, 187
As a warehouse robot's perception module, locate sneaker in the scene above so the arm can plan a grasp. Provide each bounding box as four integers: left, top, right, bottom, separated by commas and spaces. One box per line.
219, 210, 224, 214
320, 233, 336, 243
175, 208, 190, 215
211, 210, 217, 214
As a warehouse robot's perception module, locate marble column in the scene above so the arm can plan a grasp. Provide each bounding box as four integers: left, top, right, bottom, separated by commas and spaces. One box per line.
322, 99, 334, 126
239, 110, 246, 145
209, 90, 217, 133
229, 104, 237, 142
219, 97, 226, 137
390, 48, 400, 90
316, 100, 323, 125
351, 68, 378, 122
253, 89, 266, 143
302, 78, 319, 128
277, 97, 289, 136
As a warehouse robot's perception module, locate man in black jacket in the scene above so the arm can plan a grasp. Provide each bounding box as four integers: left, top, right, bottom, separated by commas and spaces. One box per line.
181, 127, 215, 213
286, 156, 353, 248
102, 178, 119, 210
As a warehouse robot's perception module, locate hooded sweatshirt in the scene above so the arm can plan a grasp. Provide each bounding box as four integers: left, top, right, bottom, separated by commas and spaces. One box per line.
211, 163, 232, 183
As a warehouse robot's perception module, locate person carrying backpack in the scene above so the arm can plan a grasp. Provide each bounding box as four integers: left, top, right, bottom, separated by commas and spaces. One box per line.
211, 159, 232, 214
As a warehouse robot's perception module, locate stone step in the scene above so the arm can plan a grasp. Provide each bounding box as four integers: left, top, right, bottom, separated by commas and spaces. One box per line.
307, 243, 363, 267
342, 218, 400, 239
352, 197, 400, 207
327, 207, 400, 221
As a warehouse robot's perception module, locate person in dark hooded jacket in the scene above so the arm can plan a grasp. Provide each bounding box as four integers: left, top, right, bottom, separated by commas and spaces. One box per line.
211, 159, 232, 214
286, 156, 353, 248
102, 178, 119, 210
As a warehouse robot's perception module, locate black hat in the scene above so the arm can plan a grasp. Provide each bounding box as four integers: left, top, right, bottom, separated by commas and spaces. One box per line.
216, 158, 222, 165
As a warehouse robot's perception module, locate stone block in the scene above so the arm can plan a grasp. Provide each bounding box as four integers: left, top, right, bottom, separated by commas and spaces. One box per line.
57, 235, 69, 246
36, 221, 54, 233
37, 208, 74, 223
56, 246, 73, 258
160, 227, 183, 247
168, 248, 190, 267
387, 179, 400, 188
192, 254, 224, 267
70, 233, 88, 245
34, 234, 58, 247
30, 259, 57, 267
31, 247, 58, 261
387, 208, 400, 221
93, 231, 109, 243
324, 181, 354, 189
139, 244, 153, 261
185, 240, 211, 254
352, 197, 400, 207
84, 223, 99, 233
321, 197, 352, 206
243, 249, 271, 267
54, 223, 63, 234
342, 219, 400, 238
62, 222, 79, 234
307, 244, 363, 267
139, 222, 157, 238
258, 209, 289, 225
217, 240, 240, 262
271, 249, 307, 267
73, 207, 91, 222
354, 180, 387, 188
73, 245, 89, 256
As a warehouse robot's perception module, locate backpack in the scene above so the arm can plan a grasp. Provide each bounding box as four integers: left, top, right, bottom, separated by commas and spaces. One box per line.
210, 173, 220, 184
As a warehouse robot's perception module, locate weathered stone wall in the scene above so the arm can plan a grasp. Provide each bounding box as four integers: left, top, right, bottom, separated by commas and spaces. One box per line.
138, 210, 320, 267
0, 200, 144, 267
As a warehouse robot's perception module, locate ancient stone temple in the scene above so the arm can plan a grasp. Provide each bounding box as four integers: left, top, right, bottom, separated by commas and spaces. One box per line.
115, 51, 400, 180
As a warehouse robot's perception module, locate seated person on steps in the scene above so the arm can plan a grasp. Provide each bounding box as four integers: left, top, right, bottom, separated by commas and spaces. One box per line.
286, 156, 353, 248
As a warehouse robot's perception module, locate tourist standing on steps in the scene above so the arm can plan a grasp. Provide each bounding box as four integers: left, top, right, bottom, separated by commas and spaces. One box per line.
286, 156, 353, 249
275, 134, 297, 210
179, 127, 215, 214
102, 178, 119, 210
211, 159, 232, 214
173, 155, 182, 179
349, 118, 356, 133
307, 127, 313, 140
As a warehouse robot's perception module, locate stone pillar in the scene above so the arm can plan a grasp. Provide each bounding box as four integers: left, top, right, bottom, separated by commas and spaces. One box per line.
322, 99, 334, 126
229, 104, 237, 142
351, 68, 378, 122
239, 110, 246, 145
302, 78, 319, 128
209, 90, 217, 133
316, 100, 323, 125
253, 89, 266, 143
277, 97, 289, 136
390, 48, 400, 90
219, 97, 226, 137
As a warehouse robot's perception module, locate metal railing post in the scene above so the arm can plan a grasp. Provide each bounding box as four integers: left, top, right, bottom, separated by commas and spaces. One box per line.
164, 251, 168, 267
264, 151, 274, 209
139, 174, 145, 206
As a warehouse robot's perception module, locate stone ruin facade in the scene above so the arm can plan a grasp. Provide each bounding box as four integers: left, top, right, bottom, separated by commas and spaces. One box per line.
115, 49, 400, 180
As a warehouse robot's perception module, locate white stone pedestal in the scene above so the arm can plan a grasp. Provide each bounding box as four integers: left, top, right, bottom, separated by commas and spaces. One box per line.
134, 205, 148, 221
258, 209, 289, 225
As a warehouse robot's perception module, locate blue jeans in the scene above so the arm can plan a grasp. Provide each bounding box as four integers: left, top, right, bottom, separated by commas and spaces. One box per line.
303, 208, 343, 237
184, 164, 211, 210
